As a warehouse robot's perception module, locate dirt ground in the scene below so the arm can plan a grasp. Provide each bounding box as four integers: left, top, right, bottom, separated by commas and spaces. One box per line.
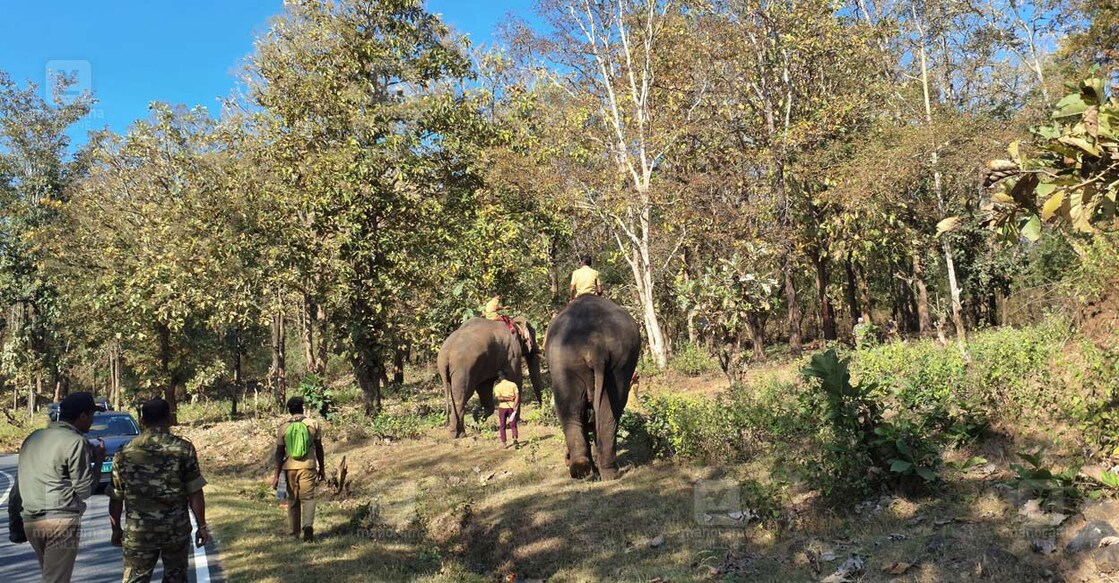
173, 368, 1119, 583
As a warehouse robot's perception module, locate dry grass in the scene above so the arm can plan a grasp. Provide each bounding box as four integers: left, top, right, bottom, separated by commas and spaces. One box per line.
176, 371, 1108, 583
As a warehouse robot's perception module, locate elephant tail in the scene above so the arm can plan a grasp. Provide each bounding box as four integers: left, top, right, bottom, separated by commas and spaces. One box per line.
440, 359, 454, 422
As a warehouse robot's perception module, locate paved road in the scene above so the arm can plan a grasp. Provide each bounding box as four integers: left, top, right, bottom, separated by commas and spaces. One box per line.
0, 453, 220, 582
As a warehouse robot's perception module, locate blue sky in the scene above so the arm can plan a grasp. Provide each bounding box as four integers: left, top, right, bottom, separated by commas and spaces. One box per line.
0, 0, 534, 143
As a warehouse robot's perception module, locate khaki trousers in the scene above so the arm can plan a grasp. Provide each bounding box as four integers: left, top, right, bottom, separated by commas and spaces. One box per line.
25, 516, 81, 583
285, 468, 317, 533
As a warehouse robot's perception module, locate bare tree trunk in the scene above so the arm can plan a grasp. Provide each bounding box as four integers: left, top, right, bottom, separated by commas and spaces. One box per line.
912, 251, 932, 334
915, 7, 967, 351
301, 294, 314, 374
747, 313, 766, 361
28, 376, 40, 417
392, 345, 406, 385
941, 236, 967, 342
857, 263, 873, 322
109, 342, 122, 410
270, 309, 287, 409
844, 256, 860, 332
784, 258, 802, 353
626, 228, 666, 369
813, 249, 837, 341
156, 322, 177, 424
351, 334, 383, 416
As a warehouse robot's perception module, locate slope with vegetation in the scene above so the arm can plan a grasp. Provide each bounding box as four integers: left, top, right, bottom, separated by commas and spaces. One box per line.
1, 0, 1118, 580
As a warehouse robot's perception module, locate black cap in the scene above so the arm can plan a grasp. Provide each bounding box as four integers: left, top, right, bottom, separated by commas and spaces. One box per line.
139, 398, 171, 425
58, 392, 97, 421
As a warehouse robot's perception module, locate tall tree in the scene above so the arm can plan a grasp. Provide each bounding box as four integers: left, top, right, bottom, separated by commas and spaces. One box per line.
528, 0, 705, 368
0, 72, 90, 413
249, 0, 483, 414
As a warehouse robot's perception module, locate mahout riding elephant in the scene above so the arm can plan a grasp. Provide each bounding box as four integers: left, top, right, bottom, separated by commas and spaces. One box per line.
438, 316, 543, 438
546, 294, 641, 480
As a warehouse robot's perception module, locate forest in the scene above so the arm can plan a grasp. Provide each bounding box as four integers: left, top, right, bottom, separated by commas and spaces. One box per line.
0, 0, 1117, 421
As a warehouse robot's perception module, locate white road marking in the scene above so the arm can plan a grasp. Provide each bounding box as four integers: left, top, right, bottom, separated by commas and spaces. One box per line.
189, 514, 212, 583
0, 469, 13, 507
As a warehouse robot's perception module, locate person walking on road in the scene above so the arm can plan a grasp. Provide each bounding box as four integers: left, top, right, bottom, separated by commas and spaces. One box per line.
108, 398, 210, 583
271, 397, 325, 542
569, 255, 603, 301
17, 391, 105, 583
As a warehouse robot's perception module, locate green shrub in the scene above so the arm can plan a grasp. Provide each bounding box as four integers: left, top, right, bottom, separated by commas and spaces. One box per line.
1062, 342, 1119, 457
627, 394, 747, 462
520, 393, 559, 427
722, 380, 817, 445
367, 409, 445, 440
669, 343, 717, 376
298, 374, 336, 420
852, 322, 1063, 421
802, 350, 945, 499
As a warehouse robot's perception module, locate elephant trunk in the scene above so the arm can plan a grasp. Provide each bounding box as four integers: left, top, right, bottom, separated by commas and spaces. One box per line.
526, 352, 544, 405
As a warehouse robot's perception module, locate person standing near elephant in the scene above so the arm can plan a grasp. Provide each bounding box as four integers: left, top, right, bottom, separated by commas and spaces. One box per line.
493, 370, 520, 448
271, 397, 325, 542
482, 295, 508, 320
569, 255, 603, 301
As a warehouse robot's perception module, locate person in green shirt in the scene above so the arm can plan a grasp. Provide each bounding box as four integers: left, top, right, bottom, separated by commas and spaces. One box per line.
569, 255, 603, 301
16, 391, 105, 583
493, 371, 520, 449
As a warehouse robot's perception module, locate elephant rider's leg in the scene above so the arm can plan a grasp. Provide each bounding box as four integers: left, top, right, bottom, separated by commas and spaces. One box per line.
497, 408, 510, 446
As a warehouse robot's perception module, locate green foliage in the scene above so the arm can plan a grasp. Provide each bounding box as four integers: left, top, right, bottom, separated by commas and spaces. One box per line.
1060, 341, 1119, 457
1003, 448, 1084, 511
637, 395, 736, 461
298, 374, 336, 420
872, 419, 941, 484
987, 74, 1119, 240
366, 410, 445, 441
853, 322, 1063, 420
624, 378, 817, 464
853, 321, 879, 350
669, 343, 717, 376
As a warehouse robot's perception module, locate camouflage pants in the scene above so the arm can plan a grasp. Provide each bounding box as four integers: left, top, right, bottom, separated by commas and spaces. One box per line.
122, 534, 190, 583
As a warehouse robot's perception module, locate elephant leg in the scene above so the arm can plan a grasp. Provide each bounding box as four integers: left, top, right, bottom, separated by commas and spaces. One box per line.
448, 377, 472, 439
478, 380, 496, 419
594, 366, 629, 481
553, 368, 594, 479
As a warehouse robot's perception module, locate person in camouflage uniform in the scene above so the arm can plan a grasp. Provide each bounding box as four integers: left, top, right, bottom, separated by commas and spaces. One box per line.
108, 399, 210, 583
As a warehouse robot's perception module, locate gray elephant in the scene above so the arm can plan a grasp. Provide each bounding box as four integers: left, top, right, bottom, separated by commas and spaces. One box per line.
546, 295, 641, 480
438, 316, 543, 438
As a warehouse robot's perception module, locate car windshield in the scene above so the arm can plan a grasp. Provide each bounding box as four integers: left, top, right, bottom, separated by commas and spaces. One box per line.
87, 416, 140, 438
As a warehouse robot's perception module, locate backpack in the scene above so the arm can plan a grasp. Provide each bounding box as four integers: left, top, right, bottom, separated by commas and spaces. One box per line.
284, 419, 311, 459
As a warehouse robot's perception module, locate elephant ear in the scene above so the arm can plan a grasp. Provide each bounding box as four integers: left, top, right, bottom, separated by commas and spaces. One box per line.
512, 316, 538, 354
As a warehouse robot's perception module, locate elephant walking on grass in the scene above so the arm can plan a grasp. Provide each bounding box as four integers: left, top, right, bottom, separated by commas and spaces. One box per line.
438, 316, 542, 438
546, 295, 641, 480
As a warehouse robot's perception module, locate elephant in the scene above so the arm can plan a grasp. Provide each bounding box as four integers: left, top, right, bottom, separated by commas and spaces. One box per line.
545, 294, 641, 480
438, 316, 543, 438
